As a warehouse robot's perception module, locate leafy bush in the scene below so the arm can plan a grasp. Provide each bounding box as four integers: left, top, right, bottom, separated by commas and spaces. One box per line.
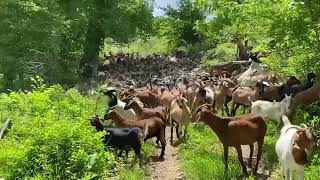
103, 36, 170, 57
0, 85, 116, 179
201, 42, 237, 67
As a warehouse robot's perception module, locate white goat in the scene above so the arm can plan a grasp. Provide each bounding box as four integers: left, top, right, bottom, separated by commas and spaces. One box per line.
103, 88, 138, 120
251, 94, 292, 125
237, 60, 265, 86
276, 115, 317, 180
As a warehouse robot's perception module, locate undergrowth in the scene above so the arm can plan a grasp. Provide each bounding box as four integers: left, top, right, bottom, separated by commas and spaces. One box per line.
0, 85, 154, 179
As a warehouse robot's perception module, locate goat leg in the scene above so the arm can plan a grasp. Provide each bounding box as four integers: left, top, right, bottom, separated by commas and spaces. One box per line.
235, 146, 248, 176
170, 121, 174, 144
242, 106, 247, 114
223, 145, 229, 172
232, 103, 240, 116
158, 129, 166, 159
224, 101, 231, 116
134, 144, 142, 160
176, 123, 180, 140
248, 144, 254, 168
254, 139, 264, 174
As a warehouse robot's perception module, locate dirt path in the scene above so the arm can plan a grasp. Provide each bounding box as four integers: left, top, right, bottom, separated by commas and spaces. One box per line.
241, 144, 272, 179
150, 127, 184, 180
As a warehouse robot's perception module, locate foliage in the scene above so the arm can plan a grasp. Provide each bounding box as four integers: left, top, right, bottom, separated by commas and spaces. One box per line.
0, 85, 116, 179
0, 0, 153, 91
153, 0, 206, 52
103, 36, 170, 57
201, 42, 237, 66
195, 0, 320, 76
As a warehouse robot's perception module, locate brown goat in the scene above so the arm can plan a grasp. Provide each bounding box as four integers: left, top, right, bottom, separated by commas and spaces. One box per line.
191, 104, 267, 175
260, 76, 301, 102
170, 95, 192, 143
124, 98, 167, 124
123, 89, 161, 108
231, 82, 264, 116
105, 109, 166, 158
192, 85, 215, 111
159, 86, 177, 124
213, 80, 230, 115
292, 83, 320, 108
182, 84, 198, 108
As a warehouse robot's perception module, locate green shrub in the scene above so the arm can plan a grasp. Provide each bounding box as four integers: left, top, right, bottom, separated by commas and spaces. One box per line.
201, 42, 237, 67
0, 85, 116, 179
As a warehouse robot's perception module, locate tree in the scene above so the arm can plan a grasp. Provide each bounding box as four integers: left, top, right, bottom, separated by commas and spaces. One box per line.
0, 0, 153, 91
155, 0, 206, 50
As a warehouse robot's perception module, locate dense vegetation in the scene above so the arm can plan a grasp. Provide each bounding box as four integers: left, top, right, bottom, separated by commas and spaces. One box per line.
1, 0, 320, 179
0, 0, 153, 91
0, 82, 155, 179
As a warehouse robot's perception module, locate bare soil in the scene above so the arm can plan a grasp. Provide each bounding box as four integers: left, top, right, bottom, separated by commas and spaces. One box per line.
150, 127, 185, 180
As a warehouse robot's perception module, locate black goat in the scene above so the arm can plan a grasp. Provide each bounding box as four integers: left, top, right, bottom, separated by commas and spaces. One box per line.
90, 115, 144, 158
281, 73, 316, 99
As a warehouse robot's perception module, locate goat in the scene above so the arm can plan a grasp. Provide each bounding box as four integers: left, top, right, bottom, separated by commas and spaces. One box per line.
282, 73, 316, 97
159, 86, 177, 125
213, 80, 230, 115
124, 97, 167, 145
237, 60, 265, 85
251, 94, 292, 125
182, 83, 199, 108
191, 104, 267, 175
231, 82, 264, 116
192, 85, 215, 111
105, 109, 166, 158
122, 88, 161, 108
124, 97, 167, 124
102, 88, 137, 120
292, 82, 320, 109
170, 96, 192, 143
276, 115, 317, 180
218, 78, 237, 116
90, 115, 144, 159
260, 76, 300, 102
240, 73, 277, 87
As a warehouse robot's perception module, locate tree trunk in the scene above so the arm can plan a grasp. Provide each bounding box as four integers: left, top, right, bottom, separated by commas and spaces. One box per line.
80, 18, 105, 80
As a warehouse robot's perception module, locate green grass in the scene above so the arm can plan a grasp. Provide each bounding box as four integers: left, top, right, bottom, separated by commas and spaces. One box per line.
109, 142, 155, 180
179, 125, 243, 179
117, 166, 147, 180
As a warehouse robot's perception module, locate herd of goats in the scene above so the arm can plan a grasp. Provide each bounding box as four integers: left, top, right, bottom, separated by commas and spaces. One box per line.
91, 54, 320, 179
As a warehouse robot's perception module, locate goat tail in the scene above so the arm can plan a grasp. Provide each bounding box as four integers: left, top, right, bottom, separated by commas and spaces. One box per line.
281, 115, 291, 126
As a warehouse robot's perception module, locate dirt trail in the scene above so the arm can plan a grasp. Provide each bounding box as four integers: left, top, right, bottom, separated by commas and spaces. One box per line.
241, 144, 272, 179
150, 127, 184, 180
